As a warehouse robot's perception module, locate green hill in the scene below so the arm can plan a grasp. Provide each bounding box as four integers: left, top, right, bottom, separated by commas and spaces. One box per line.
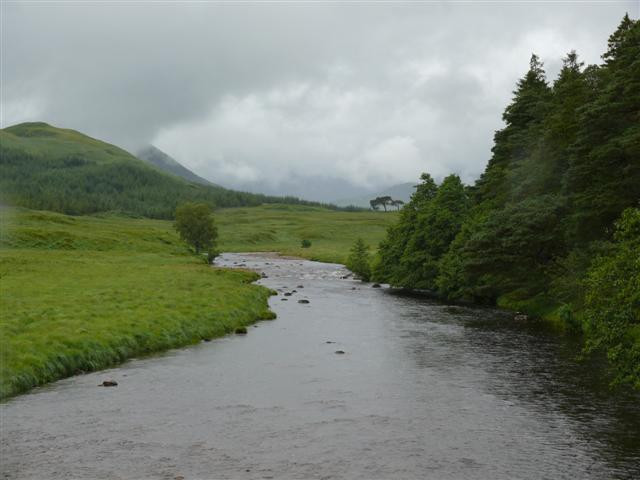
0, 122, 329, 218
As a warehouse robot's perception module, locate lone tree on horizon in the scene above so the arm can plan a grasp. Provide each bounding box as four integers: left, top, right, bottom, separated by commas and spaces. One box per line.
370, 195, 399, 212
174, 202, 218, 256
391, 199, 405, 211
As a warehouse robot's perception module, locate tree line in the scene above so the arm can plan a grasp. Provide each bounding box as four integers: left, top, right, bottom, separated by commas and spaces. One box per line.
371, 14, 640, 388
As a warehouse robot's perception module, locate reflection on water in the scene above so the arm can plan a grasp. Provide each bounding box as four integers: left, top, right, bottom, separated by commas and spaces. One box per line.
1, 253, 639, 479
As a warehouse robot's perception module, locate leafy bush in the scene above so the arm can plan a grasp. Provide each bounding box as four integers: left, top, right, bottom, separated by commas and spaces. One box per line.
301, 239, 312, 248
583, 208, 640, 388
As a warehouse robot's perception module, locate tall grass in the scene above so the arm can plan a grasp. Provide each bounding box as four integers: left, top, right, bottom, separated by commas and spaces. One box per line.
0, 207, 274, 398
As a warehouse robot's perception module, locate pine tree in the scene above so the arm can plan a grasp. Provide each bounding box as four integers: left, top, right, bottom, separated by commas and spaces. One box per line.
473, 53, 552, 206
564, 16, 640, 243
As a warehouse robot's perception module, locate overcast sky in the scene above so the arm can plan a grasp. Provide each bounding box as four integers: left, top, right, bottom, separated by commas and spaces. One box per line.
2, 1, 637, 201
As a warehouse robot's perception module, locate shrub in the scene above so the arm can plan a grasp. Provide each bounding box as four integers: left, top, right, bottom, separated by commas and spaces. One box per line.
301, 239, 312, 248
346, 238, 371, 281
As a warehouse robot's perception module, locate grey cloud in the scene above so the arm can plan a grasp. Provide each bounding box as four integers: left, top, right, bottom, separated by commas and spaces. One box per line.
2, 1, 637, 201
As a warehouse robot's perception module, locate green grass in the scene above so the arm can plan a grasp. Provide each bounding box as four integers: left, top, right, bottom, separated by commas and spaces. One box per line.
0, 204, 394, 398
0, 207, 275, 399
216, 204, 398, 264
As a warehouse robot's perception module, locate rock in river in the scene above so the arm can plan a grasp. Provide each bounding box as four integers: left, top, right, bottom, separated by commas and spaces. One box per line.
100, 380, 118, 387
298, 299, 310, 304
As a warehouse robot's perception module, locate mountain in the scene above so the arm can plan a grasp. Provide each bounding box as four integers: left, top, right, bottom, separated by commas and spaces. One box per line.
137, 145, 215, 187
334, 182, 416, 208
0, 122, 333, 218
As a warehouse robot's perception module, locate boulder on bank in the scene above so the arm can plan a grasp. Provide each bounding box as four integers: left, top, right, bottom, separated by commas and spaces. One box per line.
514, 313, 529, 322
372, 283, 381, 288
235, 326, 248, 334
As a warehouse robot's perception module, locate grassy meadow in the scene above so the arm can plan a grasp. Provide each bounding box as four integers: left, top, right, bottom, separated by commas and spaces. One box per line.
0, 204, 395, 398
0, 207, 277, 399
217, 204, 398, 264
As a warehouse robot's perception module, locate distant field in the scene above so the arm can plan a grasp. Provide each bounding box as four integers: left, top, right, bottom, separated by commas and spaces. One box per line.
0, 204, 396, 397
0, 207, 275, 399
217, 204, 398, 264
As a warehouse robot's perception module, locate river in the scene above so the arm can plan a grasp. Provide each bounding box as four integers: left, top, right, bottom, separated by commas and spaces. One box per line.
1, 253, 639, 479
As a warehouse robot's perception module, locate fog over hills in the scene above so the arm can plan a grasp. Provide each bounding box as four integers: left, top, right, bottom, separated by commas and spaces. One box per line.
137, 145, 216, 187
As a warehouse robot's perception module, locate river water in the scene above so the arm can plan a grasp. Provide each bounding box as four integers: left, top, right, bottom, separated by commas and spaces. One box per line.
1, 253, 639, 479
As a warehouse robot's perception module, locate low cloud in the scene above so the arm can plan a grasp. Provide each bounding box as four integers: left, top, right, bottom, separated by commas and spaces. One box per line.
2, 1, 636, 200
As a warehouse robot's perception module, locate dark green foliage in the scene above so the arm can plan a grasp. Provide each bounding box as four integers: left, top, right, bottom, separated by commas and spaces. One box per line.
472, 53, 552, 206
0, 123, 338, 219
564, 15, 640, 243
583, 208, 640, 388
461, 195, 567, 300
174, 203, 218, 254
375, 15, 640, 387
373, 173, 438, 286
346, 238, 371, 281
301, 239, 312, 248
375, 174, 467, 290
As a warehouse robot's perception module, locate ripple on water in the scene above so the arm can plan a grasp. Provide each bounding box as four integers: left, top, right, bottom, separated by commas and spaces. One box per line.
1, 252, 639, 479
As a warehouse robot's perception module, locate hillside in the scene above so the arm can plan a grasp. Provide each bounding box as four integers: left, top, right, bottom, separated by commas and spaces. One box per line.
335, 182, 416, 208
0, 123, 329, 219
137, 145, 215, 186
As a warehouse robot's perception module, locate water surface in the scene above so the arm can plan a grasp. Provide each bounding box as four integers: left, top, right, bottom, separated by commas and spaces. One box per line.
2, 253, 639, 479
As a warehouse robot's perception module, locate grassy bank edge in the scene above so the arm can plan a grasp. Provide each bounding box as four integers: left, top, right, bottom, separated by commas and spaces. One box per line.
0, 207, 282, 400
0, 263, 277, 401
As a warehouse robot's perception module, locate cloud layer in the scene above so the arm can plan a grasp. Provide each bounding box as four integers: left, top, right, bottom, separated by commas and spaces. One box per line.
2, 2, 637, 200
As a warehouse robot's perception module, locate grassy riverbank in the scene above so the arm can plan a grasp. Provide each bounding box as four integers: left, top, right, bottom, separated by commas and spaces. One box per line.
217, 204, 398, 264
0, 205, 395, 398
0, 208, 275, 399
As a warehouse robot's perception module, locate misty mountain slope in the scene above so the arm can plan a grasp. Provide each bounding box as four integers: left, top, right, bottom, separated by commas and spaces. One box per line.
0, 122, 330, 218
335, 182, 416, 208
137, 145, 216, 187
